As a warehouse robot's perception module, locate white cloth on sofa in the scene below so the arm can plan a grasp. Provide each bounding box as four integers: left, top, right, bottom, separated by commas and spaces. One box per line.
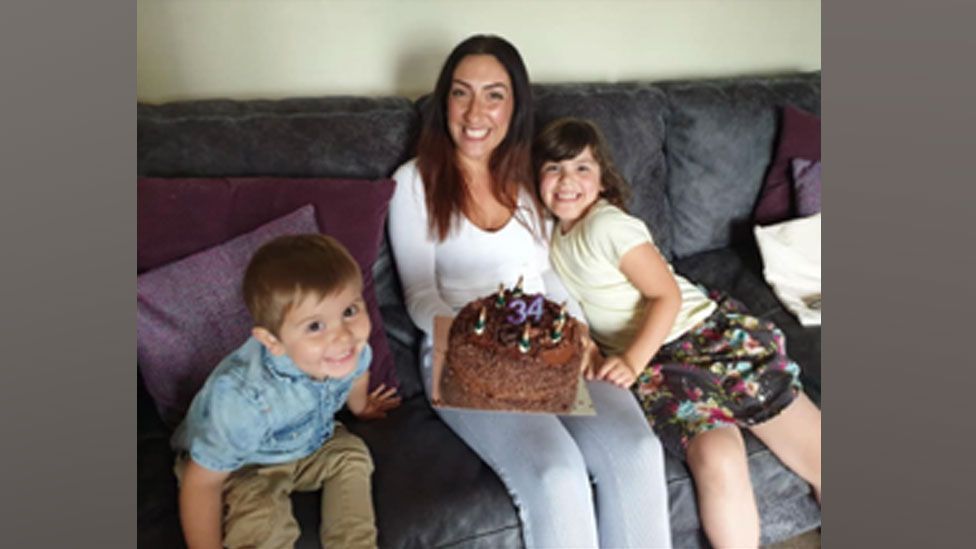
754, 213, 821, 326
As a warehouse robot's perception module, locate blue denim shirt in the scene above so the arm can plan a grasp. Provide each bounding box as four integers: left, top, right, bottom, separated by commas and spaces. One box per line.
170, 337, 371, 472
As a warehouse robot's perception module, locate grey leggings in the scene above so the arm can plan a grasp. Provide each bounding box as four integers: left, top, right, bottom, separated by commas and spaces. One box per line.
421, 341, 672, 548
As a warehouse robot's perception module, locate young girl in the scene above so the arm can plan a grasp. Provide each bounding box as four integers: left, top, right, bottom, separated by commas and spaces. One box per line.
533, 117, 821, 548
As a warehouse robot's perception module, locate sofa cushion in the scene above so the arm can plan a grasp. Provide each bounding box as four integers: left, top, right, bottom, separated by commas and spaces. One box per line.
533, 83, 674, 259
754, 214, 822, 327
661, 73, 821, 258
287, 394, 523, 548
137, 176, 399, 424
792, 158, 822, 217
754, 105, 821, 225
137, 205, 320, 426
137, 96, 418, 180
348, 395, 523, 548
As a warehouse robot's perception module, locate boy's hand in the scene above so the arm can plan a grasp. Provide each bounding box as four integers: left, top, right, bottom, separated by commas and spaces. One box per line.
356, 384, 401, 420
595, 355, 639, 388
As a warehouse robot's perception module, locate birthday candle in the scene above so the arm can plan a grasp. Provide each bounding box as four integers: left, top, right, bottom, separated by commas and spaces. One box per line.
494, 283, 506, 308
474, 307, 486, 335
550, 317, 565, 343
557, 302, 567, 322
513, 275, 524, 297
518, 323, 531, 353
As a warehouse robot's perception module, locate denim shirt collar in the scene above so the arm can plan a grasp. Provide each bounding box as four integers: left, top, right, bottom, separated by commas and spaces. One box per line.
262, 345, 314, 382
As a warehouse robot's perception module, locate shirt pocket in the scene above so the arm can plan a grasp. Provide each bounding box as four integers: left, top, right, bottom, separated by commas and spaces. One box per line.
265, 410, 318, 453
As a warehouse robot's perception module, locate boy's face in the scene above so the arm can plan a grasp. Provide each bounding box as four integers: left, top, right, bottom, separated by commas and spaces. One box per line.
538, 146, 604, 232
254, 280, 371, 381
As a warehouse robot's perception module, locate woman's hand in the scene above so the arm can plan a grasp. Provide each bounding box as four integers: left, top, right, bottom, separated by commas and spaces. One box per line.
594, 354, 640, 388
579, 329, 604, 379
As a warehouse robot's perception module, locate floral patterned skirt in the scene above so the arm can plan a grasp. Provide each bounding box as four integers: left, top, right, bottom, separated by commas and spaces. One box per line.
633, 293, 803, 459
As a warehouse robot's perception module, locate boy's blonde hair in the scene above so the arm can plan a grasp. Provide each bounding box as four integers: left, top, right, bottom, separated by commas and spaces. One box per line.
242, 234, 362, 336
532, 117, 632, 212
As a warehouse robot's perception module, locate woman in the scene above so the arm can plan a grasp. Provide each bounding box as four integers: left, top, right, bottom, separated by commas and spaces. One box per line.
387, 34, 672, 548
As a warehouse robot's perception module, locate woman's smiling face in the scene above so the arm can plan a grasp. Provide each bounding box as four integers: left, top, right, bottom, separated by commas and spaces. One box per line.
447, 54, 514, 165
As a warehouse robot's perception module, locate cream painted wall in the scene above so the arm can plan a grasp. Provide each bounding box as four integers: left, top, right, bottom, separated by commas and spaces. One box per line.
137, 0, 820, 103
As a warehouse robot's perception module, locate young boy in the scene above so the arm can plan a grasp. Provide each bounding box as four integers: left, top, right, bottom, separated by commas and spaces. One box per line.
170, 234, 400, 549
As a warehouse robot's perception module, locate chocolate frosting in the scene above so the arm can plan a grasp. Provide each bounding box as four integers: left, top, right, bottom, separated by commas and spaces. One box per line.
442, 289, 583, 412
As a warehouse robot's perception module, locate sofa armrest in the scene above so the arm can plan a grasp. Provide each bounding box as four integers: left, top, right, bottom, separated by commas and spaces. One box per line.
138, 367, 186, 548
137, 366, 170, 440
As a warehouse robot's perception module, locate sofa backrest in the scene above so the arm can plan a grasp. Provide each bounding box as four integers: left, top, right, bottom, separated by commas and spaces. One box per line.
136, 70, 820, 299
137, 96, 418, 179
659, 72, 821, 258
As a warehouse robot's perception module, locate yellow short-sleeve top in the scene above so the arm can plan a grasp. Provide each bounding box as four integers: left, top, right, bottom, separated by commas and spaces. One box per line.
549, 200, 716, 355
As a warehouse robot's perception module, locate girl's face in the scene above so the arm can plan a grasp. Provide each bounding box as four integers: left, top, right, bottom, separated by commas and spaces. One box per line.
538, 146, 604, 232
447, 54, 514, 165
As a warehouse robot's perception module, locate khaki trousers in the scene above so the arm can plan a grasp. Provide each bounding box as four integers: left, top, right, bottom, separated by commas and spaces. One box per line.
176, 423, 378, 549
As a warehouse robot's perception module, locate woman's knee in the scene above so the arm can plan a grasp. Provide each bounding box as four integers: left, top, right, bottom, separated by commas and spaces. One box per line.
637, 425, 665, 455
586, 385, 666, 467
619, 427, 667, 475
529, 450, 591, 501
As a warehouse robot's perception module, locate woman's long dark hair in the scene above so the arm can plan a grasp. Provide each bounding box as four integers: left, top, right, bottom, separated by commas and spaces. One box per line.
416, 34, 543, 241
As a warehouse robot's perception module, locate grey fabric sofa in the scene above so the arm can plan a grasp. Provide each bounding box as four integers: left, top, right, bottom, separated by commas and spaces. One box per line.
138, 71, 821, 548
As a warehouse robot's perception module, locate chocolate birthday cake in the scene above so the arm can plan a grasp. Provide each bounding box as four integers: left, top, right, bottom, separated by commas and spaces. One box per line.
440, 281, 585, 412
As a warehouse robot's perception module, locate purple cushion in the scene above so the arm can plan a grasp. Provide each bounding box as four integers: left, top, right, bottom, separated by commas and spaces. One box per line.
791, 157, 822, 216
137, 176, 398, 426
137, 206, 319, 426
754, 105, 821, 226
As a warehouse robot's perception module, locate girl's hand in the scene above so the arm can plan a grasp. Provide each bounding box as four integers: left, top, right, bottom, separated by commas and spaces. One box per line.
357, 384, 402, 420
595, 355, 639, 388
